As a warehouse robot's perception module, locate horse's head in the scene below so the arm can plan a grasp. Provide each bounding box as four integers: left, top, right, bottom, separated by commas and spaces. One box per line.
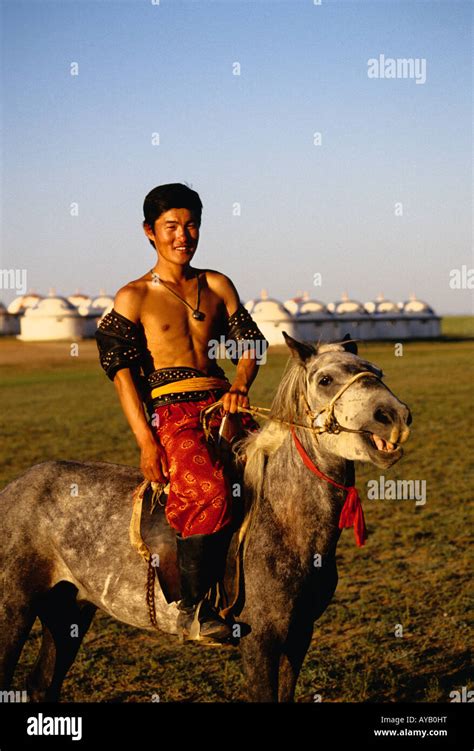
282, 332, 412, 469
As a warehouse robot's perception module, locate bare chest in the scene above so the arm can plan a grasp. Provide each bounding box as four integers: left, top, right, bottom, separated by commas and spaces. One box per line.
139, 283, 226, 355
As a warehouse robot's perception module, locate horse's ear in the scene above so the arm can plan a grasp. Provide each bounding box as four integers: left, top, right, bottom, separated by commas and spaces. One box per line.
282, 331, 316, 362
341, 333, 358, 355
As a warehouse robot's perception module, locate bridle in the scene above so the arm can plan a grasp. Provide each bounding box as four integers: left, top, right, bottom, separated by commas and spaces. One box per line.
200, 369, 386, 439
302, 370, 385, 436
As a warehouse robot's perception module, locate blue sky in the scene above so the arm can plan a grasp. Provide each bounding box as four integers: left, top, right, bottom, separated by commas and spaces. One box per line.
1, 0, 472, 313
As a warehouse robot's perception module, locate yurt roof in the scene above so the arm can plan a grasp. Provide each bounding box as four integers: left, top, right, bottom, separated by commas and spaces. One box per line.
7, 293, 43, 314
24, 295, 80, 318
283, 299, 299, 315
403, 299, 434, 314
68, 293, 92, 307
328, 299, 367, 315
251, 297, 292, 319
76, 303, 97, 317
91, 294, 114, 309
296, 299, 328, 315
365, 299, 399, 314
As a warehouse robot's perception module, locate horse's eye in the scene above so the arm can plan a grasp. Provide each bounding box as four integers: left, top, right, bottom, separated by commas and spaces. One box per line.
318, 375, 333, 386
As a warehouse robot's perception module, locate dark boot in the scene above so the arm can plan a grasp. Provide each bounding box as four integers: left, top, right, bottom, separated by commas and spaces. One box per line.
176, 526, 233, 643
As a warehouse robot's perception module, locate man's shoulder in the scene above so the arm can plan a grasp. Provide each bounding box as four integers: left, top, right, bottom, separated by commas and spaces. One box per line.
203, 269, 233, 289
113, 278, 147, 323
204, 270, 240, 308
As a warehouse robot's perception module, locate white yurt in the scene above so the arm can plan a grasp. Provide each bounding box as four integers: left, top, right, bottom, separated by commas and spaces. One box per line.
292, 297, 336, 343
402, 295, 440, 337
325, 294, 371, 341
250, 289, 296, 345
18, 293, 87, 341
362, 294, 407, 338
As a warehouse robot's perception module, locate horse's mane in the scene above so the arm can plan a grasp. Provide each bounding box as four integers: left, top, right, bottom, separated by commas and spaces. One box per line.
233, 354, 307, 557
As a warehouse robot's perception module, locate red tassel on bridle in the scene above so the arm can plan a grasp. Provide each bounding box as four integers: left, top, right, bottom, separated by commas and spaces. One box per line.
290, 425, 368, 547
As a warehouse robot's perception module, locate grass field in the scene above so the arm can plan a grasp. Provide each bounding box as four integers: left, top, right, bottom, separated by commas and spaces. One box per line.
1, 321, 473, 702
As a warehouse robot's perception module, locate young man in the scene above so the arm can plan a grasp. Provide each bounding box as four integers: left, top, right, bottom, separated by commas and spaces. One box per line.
95, 183, 268, 643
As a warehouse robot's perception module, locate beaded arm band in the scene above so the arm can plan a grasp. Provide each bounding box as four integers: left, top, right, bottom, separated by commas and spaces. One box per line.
95, 304, 268, 379
95, 309, 146, 381
225, 303, 269, 366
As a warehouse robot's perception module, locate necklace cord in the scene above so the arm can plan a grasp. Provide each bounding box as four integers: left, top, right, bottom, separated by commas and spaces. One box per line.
150, 269, 202, 317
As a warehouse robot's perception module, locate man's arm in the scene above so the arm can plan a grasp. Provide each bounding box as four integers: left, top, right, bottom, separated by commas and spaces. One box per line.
105, 286, 169, 483
113, 368, 169, 483
209, 273, 267, 415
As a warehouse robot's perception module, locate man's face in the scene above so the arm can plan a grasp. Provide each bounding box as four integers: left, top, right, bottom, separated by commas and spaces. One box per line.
144, 208, 199, 265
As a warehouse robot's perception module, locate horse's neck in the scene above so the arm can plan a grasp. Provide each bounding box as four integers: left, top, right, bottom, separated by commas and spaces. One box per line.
262, 431, 352, 560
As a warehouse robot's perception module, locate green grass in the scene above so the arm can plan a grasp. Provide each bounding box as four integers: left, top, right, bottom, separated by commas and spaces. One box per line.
1, 335, 473, 702
441, 315, 474, 338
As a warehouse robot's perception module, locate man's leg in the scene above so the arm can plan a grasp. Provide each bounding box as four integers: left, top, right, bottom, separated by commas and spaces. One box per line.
174, 525, 234, 642
152, 398, 235, 642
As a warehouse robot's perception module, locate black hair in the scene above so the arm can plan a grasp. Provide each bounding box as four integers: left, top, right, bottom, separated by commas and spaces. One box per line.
143, 183, 203, 248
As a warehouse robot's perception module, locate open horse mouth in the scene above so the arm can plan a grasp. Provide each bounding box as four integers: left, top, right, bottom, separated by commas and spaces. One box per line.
369, 433, 399, 453
364, 432, 404, 465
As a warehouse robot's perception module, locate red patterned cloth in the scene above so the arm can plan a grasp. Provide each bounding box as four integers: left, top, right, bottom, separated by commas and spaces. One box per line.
152, 391, 259, 537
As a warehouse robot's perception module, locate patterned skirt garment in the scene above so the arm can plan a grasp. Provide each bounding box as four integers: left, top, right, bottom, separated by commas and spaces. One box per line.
151, 390, 259, 537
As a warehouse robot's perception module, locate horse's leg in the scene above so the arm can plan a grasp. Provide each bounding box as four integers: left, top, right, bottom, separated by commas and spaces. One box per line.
27, 582, 96, 702
0, 600, 36, 690
278, 558, 338, 702
240, 630, 281, 702
278, 618, 314, 702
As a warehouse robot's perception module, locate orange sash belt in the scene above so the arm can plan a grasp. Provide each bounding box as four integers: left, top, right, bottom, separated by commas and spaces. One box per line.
150, 376, 231, 400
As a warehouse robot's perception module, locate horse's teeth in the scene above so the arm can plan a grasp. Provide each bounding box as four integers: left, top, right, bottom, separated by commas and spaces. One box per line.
373, 434, 385, 451
372, 433, 396, 452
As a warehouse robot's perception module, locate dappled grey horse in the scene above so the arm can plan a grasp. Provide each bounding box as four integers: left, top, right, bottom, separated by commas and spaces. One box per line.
0, 333, 411, 702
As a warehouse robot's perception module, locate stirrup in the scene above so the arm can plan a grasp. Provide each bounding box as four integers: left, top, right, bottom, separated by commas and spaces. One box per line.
178, 600, 233, 644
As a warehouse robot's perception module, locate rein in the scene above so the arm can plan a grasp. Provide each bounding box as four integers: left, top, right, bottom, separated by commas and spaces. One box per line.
200, 370, 382, 440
